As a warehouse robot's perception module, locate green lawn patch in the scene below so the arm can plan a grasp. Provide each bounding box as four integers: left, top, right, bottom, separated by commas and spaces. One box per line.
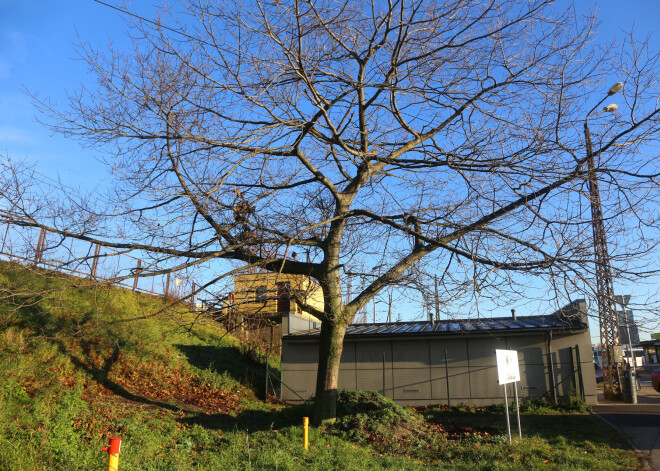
0, 261, 644, 470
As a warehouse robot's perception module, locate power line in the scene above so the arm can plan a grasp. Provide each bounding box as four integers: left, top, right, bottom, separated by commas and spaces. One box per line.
91, 0, 216, 47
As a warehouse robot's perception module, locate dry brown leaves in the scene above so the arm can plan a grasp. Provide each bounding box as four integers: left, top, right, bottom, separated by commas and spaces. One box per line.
108, 357, 245, 413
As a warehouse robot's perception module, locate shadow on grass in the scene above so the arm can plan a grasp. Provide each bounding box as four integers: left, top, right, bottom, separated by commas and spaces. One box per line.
178, 401, 312, 432
8, 300, 188, 413
5, 294, 289, 425
1, 282, 243, 415
0, 262, 301, 430
422, 409, 631, 449
175, 344, 279, 397
60, 340, 188, 413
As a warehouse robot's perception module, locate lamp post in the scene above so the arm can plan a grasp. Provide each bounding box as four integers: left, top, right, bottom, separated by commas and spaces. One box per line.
584, 82, 624, 399
615, 294, 637, 378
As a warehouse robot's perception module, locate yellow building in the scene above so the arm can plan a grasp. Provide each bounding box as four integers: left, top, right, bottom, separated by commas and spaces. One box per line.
228, 272, 323, 323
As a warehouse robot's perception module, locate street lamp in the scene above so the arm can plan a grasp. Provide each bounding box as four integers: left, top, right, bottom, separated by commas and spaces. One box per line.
608, 82, 623, 95
584, 81, 624, 399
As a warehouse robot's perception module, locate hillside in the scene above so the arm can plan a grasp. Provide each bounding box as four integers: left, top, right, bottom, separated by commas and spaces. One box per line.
0, 261, 645, 470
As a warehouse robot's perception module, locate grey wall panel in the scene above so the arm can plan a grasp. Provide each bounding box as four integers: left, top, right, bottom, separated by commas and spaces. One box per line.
356, 368, 392, 397
392, 340, 430, 368
517, 362, 550, 397
506, 335, 546, 365
281, 370, 316, 401
551, 334, 592, 367
430, 366, 470, 400
551, 332, 583, 350
554, 344, 575, 367
468, 337, 507, 366
429, 368, 448, 401
500, 335, 550, 398
355, 341, 392, 369
281, 342, 318, 371
554, 331, 598, 404
469, 365, 501, 398
338, 367, 357, 390
546, 333, 593, 401
340, 341, 356, 366
575, 334, 598, 403
448, 367, 471, 400
429, 339, 469, 367
551, 357, 576, 398
392, 367, 431, 401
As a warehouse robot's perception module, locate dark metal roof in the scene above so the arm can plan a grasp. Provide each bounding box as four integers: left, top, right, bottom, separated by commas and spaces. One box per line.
285, 300, 588, 339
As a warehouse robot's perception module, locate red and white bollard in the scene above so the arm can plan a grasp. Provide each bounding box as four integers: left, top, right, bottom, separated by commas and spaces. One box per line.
102, 436, 122, 471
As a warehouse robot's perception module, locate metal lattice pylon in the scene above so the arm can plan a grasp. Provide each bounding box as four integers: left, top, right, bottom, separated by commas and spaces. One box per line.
585, 120, 622, 398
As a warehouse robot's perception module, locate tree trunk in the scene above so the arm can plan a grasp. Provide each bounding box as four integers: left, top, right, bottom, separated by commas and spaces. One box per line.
311, 317, 347, 425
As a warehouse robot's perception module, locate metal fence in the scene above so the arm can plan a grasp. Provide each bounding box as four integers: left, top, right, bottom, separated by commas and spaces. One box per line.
0, 220, 198, 302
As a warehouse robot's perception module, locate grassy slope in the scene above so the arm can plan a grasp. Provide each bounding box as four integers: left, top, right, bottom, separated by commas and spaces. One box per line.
0, 261, 645, 470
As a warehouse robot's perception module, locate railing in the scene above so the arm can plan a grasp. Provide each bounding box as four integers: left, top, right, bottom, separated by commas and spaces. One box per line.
0, 220, 198, 302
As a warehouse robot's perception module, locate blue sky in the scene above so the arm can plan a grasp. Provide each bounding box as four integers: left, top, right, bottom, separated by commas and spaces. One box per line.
1, 0, 657, 183
0, 0, 659, 341
0, 0, 162, 186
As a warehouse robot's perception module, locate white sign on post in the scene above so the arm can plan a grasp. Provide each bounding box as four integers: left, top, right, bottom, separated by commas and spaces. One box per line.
496, 349, 520, 384
495, 349, 522, 444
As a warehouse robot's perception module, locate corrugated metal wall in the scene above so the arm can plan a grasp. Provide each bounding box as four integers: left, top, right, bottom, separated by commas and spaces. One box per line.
281, 330, 597, 406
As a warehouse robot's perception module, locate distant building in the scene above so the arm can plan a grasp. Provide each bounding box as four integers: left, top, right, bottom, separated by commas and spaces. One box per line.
617, 308, 640, 345
639, 336, 660, 364
209, 272, 323, 333
229, 272, 323, 321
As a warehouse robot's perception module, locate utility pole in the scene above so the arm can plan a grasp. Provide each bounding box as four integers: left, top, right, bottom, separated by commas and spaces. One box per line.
584, 82, 624, 398
387, 292, 392, 324
434, 274, 440, 322
371, 264, 384, 324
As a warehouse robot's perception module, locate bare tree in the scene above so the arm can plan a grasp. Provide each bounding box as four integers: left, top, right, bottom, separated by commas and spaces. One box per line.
2, 0, 660, 422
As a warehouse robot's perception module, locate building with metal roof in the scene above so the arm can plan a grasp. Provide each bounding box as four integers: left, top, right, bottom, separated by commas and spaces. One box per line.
280, 300, 597, 406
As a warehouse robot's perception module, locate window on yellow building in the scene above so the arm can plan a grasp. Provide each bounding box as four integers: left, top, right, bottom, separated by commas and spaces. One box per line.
255, 285, 268, 302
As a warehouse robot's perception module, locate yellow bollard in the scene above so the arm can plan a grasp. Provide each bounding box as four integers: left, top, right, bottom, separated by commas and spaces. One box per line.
303, 417, 309, 449
102, 436, 122, 471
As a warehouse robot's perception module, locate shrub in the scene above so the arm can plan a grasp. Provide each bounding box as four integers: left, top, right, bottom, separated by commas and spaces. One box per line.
330, 390, 420, 441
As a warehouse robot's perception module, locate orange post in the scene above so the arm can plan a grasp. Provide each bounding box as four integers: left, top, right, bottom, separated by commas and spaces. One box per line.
102, 436, 122, 471
303, 417, 309, 449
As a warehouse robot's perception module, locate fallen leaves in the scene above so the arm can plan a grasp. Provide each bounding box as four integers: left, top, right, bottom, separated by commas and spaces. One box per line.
107, 358, 245, 413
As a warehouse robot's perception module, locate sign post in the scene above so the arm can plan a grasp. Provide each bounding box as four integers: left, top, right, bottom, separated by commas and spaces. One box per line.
496, 349, 522, 444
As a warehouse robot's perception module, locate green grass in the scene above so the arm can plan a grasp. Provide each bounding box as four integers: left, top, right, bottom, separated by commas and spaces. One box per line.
0, 260, 645, 470
414, 406, 638, 470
